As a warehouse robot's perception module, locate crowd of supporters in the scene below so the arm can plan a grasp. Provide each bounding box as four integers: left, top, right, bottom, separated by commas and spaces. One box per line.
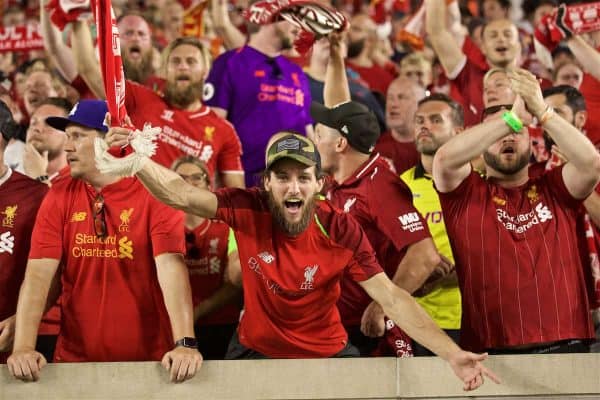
0, 0, 599, 388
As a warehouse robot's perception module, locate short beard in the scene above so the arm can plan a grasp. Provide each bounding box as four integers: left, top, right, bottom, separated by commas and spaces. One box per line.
483, 147, 530, 175
122, 50, 154, 84
416, 140, 439, 156
267, 191, 315, 236
164, 80, 203, 109
347, 39, 366, 59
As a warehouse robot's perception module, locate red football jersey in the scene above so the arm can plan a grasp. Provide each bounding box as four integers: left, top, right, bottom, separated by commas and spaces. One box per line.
374, 132, 420, 175
29, 173, 185, 362
185, 219, 240, 325
125, 80, 243, 176
439, 168, 595, 351
215, 188, 383, 357
326, 155, 431, 326
0, 170, 47, 363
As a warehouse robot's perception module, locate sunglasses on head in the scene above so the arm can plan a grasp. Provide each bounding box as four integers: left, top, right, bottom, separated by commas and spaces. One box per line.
481, 104, 514, 120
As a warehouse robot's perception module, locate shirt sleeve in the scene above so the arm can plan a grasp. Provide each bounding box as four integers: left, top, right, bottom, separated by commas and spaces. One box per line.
28, 189, 65, 260
148, 195, 186, 257
214, 187, 262, 232
543, 165, 583, 210
216, 121, 244, 173
370, 172, 431, 252
326, 207, 383, 282
204, 52, 233, 111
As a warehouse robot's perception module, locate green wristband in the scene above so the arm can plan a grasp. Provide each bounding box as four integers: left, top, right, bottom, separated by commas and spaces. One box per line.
502, 111, 523, 133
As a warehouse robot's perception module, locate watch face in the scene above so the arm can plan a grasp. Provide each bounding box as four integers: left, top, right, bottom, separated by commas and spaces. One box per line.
177, 337, 198, 348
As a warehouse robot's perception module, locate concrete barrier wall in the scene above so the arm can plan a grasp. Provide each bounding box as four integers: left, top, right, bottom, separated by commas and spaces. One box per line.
1, 354, 599, 399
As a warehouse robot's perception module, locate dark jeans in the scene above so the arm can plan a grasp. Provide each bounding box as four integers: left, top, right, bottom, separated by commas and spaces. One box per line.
412, 329, 461, 357
488, 339, 590, 355
36, 335, 57, 362
195, 323, 238, 360
225, 331, 360, 359
346, 326, 379, 356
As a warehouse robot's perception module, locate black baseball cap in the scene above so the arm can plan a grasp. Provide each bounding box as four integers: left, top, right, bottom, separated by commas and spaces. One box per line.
266, 133, 321, 170
311, 101, 380, 154
46, 99, 109, 133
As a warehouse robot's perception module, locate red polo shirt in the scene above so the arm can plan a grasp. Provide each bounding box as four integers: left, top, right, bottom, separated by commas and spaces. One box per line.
29, 173, 185, 362
215, 187, 383, 358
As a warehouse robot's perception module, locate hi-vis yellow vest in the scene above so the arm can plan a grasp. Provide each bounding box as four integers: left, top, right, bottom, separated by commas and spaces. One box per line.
401, 165, 461, 330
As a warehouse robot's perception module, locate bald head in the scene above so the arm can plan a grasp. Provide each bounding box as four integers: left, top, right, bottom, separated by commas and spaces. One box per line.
386, 77, 426, 137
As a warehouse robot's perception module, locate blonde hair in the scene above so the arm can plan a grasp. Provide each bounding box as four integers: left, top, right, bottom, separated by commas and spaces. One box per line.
400, 52, 431, 72
483, 67, 508, 86
161, 37, 212, 75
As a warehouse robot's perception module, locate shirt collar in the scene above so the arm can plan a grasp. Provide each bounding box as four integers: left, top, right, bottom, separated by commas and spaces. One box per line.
340, 153, 381, 187
413, 160, 432, 180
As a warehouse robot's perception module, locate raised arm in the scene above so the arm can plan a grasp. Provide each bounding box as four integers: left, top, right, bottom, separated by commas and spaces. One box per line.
324, 32, 351, 107
40, 0, 76, 81
567, 35, 600, 82
210, 0, 246, 50
71, 20, 106, 99
99, 126, 219, 218
7, 258, 60, 381
433, 117, 510, 192
155, 253, 202, 382
509, 68, 600, 199
425, 0, 466, 77
360, 273, 500, 391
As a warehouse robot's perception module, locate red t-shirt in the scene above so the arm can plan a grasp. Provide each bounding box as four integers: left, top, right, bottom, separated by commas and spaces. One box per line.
215, 188, 383, 357
374, 132, 420, 175
29, 173, 185, 362
70, 75, 96, 100
185, 219, 240, 326
438, 168, 595, 351
0, 170, 47, 363
346, 61, 395, 96
326, 155, 431, 326
581, 73, 600, 146
125, 80, 243, 175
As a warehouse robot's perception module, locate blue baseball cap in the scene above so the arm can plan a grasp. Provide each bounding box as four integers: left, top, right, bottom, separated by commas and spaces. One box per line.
46, 99, 109, 133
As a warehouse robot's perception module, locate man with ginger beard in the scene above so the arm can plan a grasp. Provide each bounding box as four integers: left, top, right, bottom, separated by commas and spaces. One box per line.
94, 126, 500, 391
71, 24, 245, 188
117, 14, 158, 89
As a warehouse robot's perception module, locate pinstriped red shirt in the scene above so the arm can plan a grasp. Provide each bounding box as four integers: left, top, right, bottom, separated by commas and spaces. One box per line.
439, 167, 594, 351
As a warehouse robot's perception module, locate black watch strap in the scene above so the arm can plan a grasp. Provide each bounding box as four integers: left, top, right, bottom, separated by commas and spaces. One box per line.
175, 337, 198, 349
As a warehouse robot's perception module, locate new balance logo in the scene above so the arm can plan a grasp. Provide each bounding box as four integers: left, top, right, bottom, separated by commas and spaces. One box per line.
0, 231, 15, 254
258, 251, 275, 264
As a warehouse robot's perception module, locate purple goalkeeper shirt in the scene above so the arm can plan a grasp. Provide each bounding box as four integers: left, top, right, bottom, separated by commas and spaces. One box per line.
204, 46, 312, 186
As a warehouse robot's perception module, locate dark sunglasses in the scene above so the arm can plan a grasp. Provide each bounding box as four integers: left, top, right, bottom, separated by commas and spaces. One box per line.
185, 232, 200, 259
93, 194, 107, 238
481, 104, 514, 120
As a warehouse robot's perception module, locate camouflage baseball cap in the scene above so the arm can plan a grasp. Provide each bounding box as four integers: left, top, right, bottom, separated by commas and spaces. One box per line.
265, 133, 321, 170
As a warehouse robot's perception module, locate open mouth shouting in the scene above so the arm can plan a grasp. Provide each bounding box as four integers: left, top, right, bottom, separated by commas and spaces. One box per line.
284, 198, 304, 217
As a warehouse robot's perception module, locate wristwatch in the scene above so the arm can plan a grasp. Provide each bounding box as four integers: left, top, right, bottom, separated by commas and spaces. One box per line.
175, 337, 198, 349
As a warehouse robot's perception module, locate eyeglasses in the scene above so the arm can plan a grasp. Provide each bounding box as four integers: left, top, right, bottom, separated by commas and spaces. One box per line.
481, 104, 514, 120
93, 194, 107, 238
185, 232, 200, 259
179, 172, 208, 184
